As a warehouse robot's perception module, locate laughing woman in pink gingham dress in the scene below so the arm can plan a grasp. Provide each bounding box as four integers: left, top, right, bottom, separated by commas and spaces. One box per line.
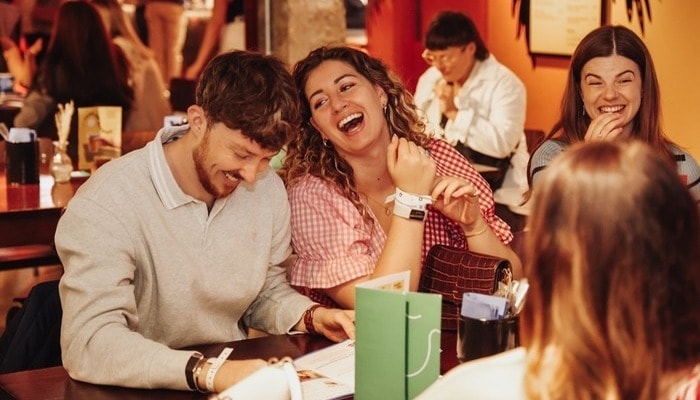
279, 46, 522, 309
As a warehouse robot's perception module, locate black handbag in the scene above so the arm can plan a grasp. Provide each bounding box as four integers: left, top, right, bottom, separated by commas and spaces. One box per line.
419, 245, 512, 331
454, 143, 512, 190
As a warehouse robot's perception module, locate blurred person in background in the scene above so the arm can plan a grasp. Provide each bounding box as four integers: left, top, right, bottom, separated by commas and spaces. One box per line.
183, 0, 244, 80
0, 35, 41, 89
13, 0, 133, 161
91, 0, 171, 133
144, 0, 185, 86
414, 11, 529, 228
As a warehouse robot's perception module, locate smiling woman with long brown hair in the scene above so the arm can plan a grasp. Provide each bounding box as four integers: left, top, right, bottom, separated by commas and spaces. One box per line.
528, 25, 700, 202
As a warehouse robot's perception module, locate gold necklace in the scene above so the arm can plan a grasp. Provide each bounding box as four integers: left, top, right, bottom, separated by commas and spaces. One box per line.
364, 193, 393, 216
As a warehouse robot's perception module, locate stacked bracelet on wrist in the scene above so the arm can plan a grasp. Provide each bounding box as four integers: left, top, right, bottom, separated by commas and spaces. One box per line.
303, 304, 326, 335
389, 188, 432, 221
192, 356, 208, 393
204, 347, 234, 393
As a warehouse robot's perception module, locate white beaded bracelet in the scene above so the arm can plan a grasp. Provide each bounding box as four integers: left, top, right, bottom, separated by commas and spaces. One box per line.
388, 187, 432, 208
205, 347, 234, 393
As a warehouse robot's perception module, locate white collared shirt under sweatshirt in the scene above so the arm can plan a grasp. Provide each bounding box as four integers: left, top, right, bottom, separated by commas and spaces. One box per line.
414, 55, 529, 208
56, 126, 314, 390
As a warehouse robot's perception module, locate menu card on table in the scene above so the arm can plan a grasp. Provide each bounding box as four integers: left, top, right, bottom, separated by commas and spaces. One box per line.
77, 106, 122, 171
355, 271, 442, 400
293, 339, 355, 400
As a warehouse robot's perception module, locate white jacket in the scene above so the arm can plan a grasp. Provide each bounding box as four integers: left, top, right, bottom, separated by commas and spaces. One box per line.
414, 55, 528, 208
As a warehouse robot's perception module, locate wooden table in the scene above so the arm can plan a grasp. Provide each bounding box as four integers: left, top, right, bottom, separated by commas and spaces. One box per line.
0, 164, 87, 269
0, 333, 459, 399
0, 166, 87, 240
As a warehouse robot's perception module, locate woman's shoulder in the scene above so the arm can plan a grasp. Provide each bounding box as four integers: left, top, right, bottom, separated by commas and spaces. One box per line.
534, 138, 567, 154
287, 174, 344, 201
668, 143, 700, 173
530, 139, 567, 165
416, 348, 526, 400
425, 137, 465, 163
669, 143, 699, 161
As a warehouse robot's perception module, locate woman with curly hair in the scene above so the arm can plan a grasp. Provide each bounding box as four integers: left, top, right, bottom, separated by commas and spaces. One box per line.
280, 46, 521, 309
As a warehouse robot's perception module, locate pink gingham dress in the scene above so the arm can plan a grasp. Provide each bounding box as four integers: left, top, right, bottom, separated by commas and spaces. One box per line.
287, 138, 512, 307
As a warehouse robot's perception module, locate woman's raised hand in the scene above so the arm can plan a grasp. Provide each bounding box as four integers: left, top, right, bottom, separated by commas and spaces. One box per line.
584, 112, 624, 142
430, 176, 482, 229
386, 135, 436, 195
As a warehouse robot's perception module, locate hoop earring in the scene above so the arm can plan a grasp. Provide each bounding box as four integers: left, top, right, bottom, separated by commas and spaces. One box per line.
582, 105, 586, 116
322, 138, 331, 147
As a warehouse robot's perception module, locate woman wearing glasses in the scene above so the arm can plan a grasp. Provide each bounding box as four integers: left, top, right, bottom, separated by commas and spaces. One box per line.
414, 11, 529, 221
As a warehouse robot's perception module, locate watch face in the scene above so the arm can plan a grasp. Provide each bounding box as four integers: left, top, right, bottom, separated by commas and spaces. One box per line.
409, 209, 426, 221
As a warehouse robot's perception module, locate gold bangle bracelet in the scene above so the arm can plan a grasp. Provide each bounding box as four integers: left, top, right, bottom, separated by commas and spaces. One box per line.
192, 357, 208, 393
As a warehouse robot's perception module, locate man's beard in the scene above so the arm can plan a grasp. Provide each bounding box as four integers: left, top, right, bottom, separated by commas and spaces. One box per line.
193, 137, 232, 199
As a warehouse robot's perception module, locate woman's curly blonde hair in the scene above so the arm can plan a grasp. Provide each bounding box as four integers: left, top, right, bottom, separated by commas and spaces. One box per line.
279, 46, 432, 222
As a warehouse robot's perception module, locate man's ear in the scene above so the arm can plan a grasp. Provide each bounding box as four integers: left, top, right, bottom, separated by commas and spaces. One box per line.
186, 105, 206, 138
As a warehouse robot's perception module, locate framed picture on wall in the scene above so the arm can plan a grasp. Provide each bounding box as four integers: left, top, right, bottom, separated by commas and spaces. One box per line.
528, 0, 605, 56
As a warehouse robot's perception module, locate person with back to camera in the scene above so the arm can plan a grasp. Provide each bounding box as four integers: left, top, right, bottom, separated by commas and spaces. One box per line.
528, 25, 700, 201
279, 45, 522, 310
90, 0, 172, 134
13, 0, 133, 162
56, 50, 355, 394
414, 10, 529, 223
417, 139, 700, 399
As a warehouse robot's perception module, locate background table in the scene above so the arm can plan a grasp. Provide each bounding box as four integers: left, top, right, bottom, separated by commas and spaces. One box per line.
0, 161, 87, 270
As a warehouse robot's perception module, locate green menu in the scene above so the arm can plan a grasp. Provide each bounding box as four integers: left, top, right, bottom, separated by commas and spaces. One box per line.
355, 272, 441, 399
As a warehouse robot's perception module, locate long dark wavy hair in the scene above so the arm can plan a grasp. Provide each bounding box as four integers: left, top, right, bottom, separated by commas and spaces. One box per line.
524, 140, 700, 399
279, 45, 431, 221
536, 25, 672, 161
35, 1, 133, 115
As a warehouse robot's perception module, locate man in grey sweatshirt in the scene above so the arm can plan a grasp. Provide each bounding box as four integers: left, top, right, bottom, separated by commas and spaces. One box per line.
56, 50, 355, 393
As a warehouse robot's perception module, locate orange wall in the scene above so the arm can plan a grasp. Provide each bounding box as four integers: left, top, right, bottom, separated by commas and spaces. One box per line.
367, 1, 700, 159
488, 0, 700, 159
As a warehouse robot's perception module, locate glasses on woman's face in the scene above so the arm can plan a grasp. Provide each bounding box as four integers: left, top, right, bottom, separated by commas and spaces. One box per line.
421, 46, 467, 66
